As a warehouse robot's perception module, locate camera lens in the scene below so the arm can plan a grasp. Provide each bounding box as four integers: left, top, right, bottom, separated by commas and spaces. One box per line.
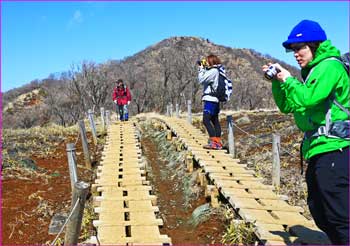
264, 65, 277, 80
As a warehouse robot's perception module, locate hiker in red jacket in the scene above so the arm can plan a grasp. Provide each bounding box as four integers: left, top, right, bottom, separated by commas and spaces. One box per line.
112, 79, 131, 121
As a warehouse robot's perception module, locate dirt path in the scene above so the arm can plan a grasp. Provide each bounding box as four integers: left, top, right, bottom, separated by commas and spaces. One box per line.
141, 129, 227, 243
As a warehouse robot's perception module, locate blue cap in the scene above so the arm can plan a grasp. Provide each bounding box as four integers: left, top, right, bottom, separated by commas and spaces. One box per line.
282, 20, 327, 49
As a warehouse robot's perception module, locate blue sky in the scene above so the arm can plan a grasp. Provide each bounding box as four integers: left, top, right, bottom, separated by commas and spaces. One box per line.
2, 1, 349, 92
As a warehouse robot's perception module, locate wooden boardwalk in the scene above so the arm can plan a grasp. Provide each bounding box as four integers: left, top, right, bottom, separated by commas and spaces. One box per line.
151, 115, 331, 245
92, 121, 171, 245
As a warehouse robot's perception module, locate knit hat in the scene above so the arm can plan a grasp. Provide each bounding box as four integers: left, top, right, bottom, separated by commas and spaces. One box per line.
282, 20, 327, 49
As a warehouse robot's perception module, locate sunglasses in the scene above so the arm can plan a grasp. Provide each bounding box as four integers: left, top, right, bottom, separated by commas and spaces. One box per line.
287, 43, 308, 53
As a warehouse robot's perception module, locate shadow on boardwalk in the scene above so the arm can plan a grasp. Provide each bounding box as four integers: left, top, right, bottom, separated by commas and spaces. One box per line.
267, 224, 331, 245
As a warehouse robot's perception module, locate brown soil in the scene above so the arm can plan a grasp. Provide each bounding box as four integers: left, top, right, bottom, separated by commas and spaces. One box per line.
2, 135, 97, 245
141, 135, 227, 244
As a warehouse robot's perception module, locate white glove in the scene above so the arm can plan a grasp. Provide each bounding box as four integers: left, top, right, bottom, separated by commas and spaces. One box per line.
114, 100, 117, 104
127, 101, 130, 105
262, 63, 291, 82
273, 63, 291, 82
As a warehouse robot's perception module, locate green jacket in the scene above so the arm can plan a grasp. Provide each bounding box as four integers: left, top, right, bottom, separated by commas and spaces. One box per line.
272, 40, 350, 159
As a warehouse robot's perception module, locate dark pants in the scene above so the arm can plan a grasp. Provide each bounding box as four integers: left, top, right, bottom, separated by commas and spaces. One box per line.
117, 104, 128, 121
203, 101, 221, 138
203, 113, 221, 137
306, 147, 349, 245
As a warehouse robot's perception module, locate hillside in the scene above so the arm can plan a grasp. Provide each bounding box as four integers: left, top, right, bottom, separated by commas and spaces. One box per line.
2, 110, 308, 244
2, 36, 300, 129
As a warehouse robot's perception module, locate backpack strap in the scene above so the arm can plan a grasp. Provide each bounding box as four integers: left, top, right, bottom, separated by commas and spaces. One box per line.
304, 57, 350, 140
203, 67, 219, 97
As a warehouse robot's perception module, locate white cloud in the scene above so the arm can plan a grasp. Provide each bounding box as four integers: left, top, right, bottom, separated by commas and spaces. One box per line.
73, 10, 83, 23
67, 10, 83, 29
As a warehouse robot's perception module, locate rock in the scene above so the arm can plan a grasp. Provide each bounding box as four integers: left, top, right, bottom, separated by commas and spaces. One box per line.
48, 213, 67, 234
20, 158, 37, 170
236, 116, 251, 125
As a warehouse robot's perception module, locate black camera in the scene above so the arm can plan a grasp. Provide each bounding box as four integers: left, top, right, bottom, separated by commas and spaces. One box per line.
264, 65, 280, 80
197, 58, 208, 67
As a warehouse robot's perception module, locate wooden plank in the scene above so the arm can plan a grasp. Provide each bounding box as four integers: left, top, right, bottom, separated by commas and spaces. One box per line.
221, 187, 283, 200
287, 224, 331, 245
97, 225, 171, 244
95, 204, 158, 214
239, 208, 314, 227
102, 153, 141, 159
215, 179, 273, 190
99, 161, 144, 168
102, 157, 141, 162
96, 185, 152, 193
95, 179, 147, 187
259, 198, 304, 212
96, 173, 145, 180
198, 159, 244, 167
209, 173, 262, 181
106, 199, 156, 211
204, 166, 254, 175
102, 146, 141, 151
97, 169, 146, 176
95, 176, 145, 184
254, 222, 299, 244
95, 190, 155, 202
94, 212, 163, 227
226, 197, 303, 213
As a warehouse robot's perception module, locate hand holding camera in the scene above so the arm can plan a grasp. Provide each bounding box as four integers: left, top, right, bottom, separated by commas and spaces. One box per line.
263, 63, 291, 82
197, 58, 209, 68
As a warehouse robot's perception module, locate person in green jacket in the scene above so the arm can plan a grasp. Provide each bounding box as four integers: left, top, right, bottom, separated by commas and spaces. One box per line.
262, 20, 349, 245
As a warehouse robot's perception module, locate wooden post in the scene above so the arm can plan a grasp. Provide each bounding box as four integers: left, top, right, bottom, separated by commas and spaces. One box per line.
78, 120, 91, 169
197, 171, 207, 186
105, 110, 110, 128
88, 109, 98, 145
64, 181, 89, 245
100, 107, 105, 132
227, 115, 235, 158
272, 134, 281, 187
176, 103, 180, 118
187, 100, 192, 124
186, 152, 193, 173
66, 143, 78, 191
206, 185, 220, 208
170, 103, 173, 117
166, 105, 169, 116
166, 130, 172, 140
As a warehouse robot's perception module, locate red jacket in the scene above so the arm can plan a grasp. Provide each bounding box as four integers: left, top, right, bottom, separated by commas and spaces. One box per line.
113, 86, 131, 105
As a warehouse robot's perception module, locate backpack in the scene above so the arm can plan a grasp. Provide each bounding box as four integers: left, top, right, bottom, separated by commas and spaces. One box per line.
210, 66, 233, 102
116, 86, 127, 97
340, 52, 350, 74
300, 53, 350, 174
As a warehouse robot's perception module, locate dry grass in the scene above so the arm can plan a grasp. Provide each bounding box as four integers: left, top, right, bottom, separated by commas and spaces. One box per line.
2, 124, 78, 179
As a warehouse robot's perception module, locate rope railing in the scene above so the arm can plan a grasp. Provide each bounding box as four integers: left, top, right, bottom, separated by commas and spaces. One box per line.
50, 108, 107, 245
74, 130, 81, 146
232, 122, 295, 157
50, 198, 81, 246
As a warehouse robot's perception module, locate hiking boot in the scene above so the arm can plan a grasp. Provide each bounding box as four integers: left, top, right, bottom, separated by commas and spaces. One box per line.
203, 138, 222, 150
214, 137, 223, 149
